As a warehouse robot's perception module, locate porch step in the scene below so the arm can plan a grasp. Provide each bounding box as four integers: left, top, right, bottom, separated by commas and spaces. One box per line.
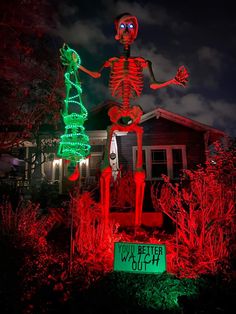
110, 212, 163, 227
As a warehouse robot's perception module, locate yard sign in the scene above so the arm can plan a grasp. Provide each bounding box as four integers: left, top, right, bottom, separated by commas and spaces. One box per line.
114, 242, 166, 274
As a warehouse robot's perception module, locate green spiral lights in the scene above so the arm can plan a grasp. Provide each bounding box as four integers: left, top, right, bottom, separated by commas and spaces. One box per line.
58, 44, 90, 180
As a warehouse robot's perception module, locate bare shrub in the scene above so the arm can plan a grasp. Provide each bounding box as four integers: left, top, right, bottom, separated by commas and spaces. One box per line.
0, 200, 68, 251
70, 190, 121, 273
0, 201, 47, 249
151, 141, 236, 278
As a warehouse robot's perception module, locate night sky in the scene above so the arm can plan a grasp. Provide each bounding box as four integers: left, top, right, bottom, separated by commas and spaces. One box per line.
3, 0, 236, 138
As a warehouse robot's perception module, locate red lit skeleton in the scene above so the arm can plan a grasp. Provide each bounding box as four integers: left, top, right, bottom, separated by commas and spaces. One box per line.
74, 13, 188, 226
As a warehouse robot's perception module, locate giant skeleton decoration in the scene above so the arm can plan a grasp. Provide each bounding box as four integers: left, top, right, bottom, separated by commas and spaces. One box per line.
61, 13, 189, 226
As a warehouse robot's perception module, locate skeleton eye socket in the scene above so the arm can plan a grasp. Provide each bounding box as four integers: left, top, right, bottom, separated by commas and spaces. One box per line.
128, 23, 134, 29
120, 23, 125, 29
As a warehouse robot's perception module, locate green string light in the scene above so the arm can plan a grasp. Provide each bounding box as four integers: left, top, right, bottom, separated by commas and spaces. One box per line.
57, 44, 90, 164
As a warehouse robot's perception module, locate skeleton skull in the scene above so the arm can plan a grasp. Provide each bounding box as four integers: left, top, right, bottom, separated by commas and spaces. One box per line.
114, 13, 138, 46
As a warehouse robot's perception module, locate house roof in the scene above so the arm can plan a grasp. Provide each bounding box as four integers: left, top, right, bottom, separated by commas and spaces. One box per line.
141, 108, 226, 144
86, 104, 226, 144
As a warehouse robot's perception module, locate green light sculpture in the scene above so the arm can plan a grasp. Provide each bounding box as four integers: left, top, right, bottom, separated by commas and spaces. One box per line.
58, 44, 90, 180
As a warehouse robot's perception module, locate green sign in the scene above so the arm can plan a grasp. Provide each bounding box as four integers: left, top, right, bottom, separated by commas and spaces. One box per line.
114, 242, 166, 274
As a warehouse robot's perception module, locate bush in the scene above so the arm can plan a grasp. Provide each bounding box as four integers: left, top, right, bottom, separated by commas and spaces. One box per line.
69, 189, 121, 274
151, 141, 236, 278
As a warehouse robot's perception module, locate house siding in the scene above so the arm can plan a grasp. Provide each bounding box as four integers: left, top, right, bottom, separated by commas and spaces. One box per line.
117, 117, 206, 172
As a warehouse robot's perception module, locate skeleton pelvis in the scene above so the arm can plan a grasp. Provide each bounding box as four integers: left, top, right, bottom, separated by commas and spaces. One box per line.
108, 105, 143, 125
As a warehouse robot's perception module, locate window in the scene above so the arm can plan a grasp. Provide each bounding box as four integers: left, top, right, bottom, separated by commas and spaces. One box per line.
133, 145, 187, 180
172, 149, 183, 179
151, 149, 168, 178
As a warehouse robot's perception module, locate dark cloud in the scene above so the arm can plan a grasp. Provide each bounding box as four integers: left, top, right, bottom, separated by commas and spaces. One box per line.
55, 20, 109, 52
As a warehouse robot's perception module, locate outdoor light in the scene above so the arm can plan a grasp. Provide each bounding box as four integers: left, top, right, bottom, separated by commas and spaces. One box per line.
53, 159, 61, 167
80, 158, 88, 166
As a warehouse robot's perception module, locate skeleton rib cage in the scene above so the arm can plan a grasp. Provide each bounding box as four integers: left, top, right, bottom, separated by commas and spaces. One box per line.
108, 56, 147, 109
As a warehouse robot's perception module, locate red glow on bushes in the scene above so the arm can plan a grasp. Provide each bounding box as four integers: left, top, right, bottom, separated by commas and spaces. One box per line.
69, 190, 121, 272
151, 141, 236, 278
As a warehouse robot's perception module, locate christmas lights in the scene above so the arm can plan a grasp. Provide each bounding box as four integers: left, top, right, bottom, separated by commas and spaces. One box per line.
57, 44, 90, 179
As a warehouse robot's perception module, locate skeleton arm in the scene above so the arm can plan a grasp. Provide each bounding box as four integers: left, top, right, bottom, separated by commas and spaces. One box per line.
147, 60, 189, 90
79, 65, 101, 78
79, 59, 111, 78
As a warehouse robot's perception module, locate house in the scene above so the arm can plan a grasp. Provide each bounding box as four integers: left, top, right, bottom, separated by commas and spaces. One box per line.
1, 106, 225, 224
116, 107, 225, 180
33, 106, 225, 192
67, 106, 223, 178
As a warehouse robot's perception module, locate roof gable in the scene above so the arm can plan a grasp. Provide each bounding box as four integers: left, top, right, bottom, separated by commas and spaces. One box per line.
141, 108, 226, 144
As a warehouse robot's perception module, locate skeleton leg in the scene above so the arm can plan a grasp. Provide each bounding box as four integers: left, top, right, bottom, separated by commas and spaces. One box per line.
100, 125, 116, 225
134, 126, 145, 226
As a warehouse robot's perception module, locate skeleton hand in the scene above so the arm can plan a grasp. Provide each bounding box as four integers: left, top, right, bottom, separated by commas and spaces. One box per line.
173, 65, 189, 87
60, 43, 81, 69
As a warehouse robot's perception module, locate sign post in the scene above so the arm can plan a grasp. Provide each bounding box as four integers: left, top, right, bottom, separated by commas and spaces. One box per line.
114, 242, 166, 274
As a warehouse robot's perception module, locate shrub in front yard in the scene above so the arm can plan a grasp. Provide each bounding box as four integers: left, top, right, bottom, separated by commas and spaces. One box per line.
151, 141, 236, 278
